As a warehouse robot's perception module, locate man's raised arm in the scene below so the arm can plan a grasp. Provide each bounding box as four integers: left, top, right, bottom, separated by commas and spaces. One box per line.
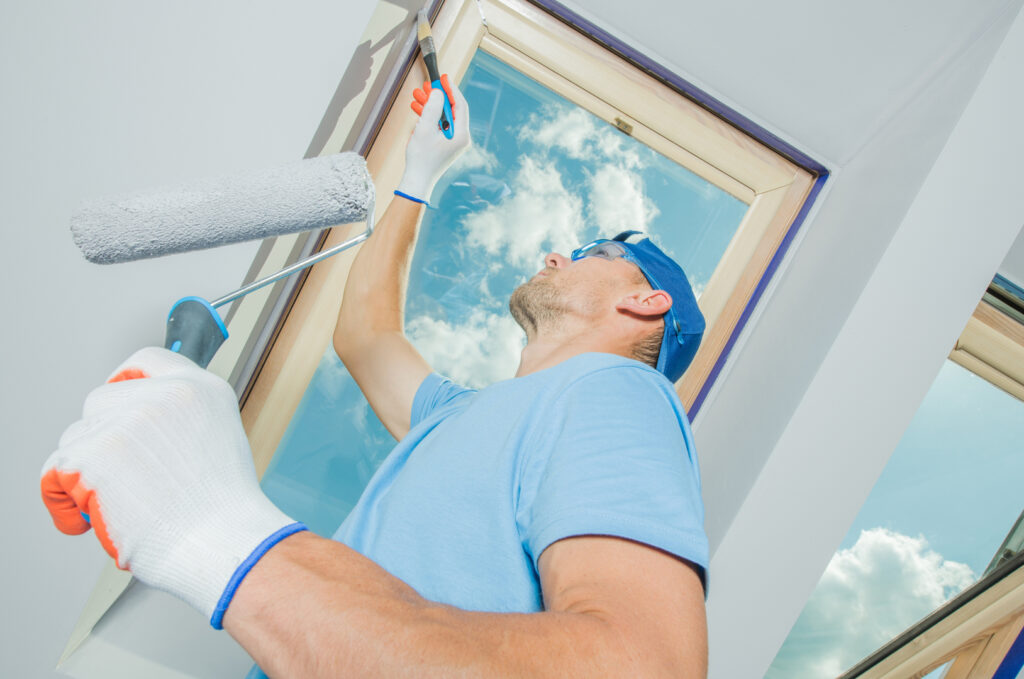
334, 78, 469, 440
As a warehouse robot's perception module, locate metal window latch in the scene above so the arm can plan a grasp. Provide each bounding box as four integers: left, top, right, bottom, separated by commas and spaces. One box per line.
614, 117, 634, 135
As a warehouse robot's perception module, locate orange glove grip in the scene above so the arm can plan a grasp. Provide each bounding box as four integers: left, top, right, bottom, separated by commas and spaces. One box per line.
39, 366, 148, 568
410, 73, 456, 118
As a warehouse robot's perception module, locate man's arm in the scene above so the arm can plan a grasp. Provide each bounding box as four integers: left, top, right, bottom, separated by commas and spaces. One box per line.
333, 197, 433, 440
334, 80, 469, 440
224, 531, 707, 678
42, 354, 706, 677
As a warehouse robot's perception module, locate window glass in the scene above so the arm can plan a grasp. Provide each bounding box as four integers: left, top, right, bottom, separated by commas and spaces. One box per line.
766, 360, 1024, 678
922, 660, 952, 679
260, 49, 747, 537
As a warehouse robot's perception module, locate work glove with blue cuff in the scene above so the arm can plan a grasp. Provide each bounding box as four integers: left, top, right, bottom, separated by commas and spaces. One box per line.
394, 75, 471, 204
41, 347, 305, 629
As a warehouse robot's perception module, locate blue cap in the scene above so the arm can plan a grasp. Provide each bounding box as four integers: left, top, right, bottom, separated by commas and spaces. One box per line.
613, 231, 705, 382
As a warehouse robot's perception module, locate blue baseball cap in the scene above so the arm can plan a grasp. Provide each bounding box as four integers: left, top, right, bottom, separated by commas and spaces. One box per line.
571, 231, 705, 382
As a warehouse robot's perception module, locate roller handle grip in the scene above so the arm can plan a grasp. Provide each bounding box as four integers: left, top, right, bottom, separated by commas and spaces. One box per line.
164, 297, 229, 369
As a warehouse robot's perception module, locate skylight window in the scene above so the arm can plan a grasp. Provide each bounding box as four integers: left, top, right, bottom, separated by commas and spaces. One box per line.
766, 358, 1024, 678
259, 49, 749, 535
241, 0, 820, 479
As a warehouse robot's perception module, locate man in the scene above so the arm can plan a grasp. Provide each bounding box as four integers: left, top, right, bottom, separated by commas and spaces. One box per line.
42, 81, 709, 677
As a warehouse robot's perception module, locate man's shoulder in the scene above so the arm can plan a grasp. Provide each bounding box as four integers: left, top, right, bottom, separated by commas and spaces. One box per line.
551, 353, 677, 394
529, 353, 687, 421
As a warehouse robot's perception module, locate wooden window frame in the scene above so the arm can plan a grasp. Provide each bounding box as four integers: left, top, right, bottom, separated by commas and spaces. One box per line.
949, 287, 1024, 402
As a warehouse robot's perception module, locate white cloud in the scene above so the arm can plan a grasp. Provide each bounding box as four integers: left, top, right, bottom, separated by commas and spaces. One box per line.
588, 164, 659, 234
449, 143, 498, 174
521, 105, 644, 169
528, 107, 595, 160
407, 309, 525, 388
767, 528, 976, 679
462, 156, 584, 270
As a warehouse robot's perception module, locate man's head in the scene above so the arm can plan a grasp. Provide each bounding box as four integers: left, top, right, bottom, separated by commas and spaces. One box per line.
509, 231, 705, 382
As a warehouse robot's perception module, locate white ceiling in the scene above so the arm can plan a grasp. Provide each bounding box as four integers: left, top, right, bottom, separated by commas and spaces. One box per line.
567, 0, 1020, 164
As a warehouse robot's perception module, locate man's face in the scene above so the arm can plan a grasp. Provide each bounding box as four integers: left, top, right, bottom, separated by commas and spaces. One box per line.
508, 251, 648, 336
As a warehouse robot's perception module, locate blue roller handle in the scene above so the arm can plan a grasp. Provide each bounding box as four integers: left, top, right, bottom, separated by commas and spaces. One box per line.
433, 79, 454, 140
164, 296, 229, 369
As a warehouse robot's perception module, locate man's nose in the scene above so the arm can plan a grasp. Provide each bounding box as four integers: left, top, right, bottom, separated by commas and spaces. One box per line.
545, 252, 570, 269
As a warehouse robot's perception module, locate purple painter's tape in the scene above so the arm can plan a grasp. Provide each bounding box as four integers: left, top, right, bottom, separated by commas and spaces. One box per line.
691, 173, 829, 417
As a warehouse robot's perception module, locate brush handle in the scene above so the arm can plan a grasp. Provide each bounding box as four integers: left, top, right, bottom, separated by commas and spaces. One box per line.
431, 79, 455, 140
422, 52, 454, 139
165, 297, 229, 368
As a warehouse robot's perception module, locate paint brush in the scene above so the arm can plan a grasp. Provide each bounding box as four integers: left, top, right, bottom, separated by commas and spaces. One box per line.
416, 9, 454, 139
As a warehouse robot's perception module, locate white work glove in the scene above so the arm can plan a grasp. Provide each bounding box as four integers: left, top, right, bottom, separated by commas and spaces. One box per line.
394, 74, 471, 204
41, 347, 304, 629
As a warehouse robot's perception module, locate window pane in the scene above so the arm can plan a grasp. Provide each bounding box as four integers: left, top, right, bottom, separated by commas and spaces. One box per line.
922, 660, 952, 679
767, 360, 1024, 679
260, 49, 747, 537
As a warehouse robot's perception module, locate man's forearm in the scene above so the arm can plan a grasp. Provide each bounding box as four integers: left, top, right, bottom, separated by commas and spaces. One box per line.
335, 197, 424, 350
224, 532, 692, 679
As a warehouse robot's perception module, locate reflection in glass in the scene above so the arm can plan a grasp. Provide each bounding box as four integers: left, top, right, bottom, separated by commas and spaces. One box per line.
767, 360, 1024, 678
260, 50, 747, 537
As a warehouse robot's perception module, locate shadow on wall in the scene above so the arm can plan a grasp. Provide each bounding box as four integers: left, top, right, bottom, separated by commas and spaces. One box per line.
305, 6, 417, 157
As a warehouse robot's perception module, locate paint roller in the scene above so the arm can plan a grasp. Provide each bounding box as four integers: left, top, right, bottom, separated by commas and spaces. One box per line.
70, 152, 376, 368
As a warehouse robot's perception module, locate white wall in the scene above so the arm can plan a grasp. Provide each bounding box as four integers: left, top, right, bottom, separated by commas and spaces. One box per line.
0, 2, 375, 676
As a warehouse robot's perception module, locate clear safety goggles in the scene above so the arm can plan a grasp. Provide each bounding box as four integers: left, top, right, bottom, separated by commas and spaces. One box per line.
570, 239, 634, 263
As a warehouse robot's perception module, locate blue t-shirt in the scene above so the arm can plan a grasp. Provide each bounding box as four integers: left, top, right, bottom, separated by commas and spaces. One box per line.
333, 352, 708, 611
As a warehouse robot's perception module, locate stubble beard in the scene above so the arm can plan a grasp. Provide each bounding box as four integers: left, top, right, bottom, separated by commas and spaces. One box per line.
508, 275, 570, 337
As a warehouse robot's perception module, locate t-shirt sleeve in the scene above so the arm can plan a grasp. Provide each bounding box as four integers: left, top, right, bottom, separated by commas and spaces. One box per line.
410, 373, 475, 429
519, 366, 708, 590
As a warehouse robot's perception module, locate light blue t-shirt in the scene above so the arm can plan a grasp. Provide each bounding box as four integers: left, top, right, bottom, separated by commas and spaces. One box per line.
333, 352, 708, 611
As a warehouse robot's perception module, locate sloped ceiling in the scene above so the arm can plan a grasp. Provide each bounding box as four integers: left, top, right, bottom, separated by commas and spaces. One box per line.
564, 0, 1021, 165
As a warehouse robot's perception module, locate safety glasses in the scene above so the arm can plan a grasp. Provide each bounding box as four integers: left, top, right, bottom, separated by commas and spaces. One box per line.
571, 236, 666, 301
570, 239, 633, 263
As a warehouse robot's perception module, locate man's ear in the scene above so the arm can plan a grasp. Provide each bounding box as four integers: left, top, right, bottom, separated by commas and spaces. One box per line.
616, 289, 673, 318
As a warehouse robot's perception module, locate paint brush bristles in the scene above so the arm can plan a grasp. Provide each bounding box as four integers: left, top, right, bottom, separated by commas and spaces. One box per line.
416, 10, 440, 80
